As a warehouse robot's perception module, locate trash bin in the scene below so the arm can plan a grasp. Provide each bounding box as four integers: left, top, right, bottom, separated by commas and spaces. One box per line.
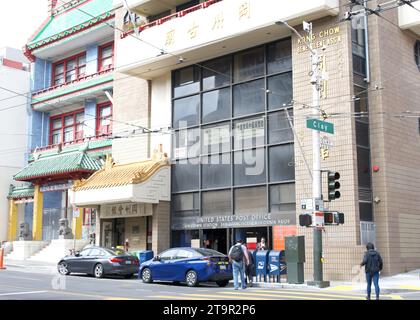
285, 236, 305, 284
255, 250, 269, 282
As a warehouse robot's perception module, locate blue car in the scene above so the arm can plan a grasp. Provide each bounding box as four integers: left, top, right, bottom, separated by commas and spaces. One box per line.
139, 247, 232, 287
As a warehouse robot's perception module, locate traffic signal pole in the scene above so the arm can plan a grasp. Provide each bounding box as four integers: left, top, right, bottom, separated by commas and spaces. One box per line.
278, 20, 329, 288
307, 23, 329, 288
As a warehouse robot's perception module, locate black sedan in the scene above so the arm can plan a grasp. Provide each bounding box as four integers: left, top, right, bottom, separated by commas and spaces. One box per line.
57, 246, 139, 278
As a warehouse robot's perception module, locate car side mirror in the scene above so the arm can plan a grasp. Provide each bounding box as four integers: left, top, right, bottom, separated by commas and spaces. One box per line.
153, 256, 161, 261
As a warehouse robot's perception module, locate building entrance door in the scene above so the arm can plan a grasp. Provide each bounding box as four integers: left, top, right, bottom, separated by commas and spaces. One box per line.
42, 208, 61, 241
203, 229, 228, 254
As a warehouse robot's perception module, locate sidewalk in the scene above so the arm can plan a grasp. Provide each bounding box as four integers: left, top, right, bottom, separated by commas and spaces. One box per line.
3, 258, 57, 273
249, 269, 420, 294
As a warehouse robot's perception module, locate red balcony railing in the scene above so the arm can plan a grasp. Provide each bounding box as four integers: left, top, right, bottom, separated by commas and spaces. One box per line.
31, 134, 112, 154
32, 67, 114, 97
121, 0, 223, 39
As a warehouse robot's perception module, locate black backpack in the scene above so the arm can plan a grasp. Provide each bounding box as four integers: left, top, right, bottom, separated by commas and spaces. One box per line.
367, 252, 381, 274
230, 244, 244, 262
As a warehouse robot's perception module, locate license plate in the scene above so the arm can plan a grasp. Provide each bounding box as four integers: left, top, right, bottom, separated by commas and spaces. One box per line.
220, 265, 226, 270
125, 261, 132, 265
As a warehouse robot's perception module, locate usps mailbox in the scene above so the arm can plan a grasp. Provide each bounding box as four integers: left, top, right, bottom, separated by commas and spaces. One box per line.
255, 250, 269, 282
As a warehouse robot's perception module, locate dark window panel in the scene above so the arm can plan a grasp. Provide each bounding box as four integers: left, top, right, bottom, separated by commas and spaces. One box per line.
233, 47, 265, 82
173, 193, 199, 218
172, 159, 199, 192
355, 121, 369, 148
235, 186, 267, 215
269, 144, 295, 182
173, 95, 200, 129
201, 153, 231, 189
234, 148, 266, 186
233, 79, 265, 117
357, 146, 371, 189
173, 66, 200, 98
202, 88, 231, 123
268, 110, 293, 144
267, 72, 293, 110
202, 56, 231, 90
202, 190, 231, 216
359, 202, 373, 222
270, 183, 296, 213
267, 39, 292, 74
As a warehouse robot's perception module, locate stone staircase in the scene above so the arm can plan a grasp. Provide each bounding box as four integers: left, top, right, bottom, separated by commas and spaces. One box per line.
28, 239, 89, 264
6, 241, 50, 260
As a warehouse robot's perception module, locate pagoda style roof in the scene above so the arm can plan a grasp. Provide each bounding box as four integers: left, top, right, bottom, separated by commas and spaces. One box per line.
14, 147, 102, 182
73, 151, 170, 191
24, 0, 114, 61
7, 184, 35, 200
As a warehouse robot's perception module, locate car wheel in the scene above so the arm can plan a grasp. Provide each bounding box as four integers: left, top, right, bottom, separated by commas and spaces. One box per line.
57, 262, 70, 275
124, 274, 133, 279
141, 268, 153, 283
94, 263, 104, 279
216, 280, 229, 287
185, 270, 199, 287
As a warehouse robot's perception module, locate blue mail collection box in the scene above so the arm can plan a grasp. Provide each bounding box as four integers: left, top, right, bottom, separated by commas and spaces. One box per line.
268, 250, 287, 276
255, 250, 269, 276
138, 250, 154, 265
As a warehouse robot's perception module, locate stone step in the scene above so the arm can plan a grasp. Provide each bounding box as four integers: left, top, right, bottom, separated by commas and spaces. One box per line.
28, 239, 89, 263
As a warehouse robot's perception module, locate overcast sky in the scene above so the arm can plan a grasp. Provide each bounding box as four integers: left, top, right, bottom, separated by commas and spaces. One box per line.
0, 0, 49, 50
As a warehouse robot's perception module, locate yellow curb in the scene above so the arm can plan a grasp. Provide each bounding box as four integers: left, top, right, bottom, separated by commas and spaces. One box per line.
397, 285, 420, 291
325, 285, 357, 291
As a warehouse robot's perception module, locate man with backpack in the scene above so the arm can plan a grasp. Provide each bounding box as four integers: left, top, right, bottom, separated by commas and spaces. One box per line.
360, 242, 383, 300
228, 239, 250, 290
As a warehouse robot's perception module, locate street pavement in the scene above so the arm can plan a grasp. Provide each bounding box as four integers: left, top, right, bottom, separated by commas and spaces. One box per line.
1, 265, 419, 300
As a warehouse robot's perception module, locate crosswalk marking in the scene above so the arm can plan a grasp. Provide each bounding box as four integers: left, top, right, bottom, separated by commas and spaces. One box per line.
246, 289, 365, 300
150, 295, 218, 300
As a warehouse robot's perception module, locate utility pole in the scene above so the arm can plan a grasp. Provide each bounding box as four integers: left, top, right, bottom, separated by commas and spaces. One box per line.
277, 20, 330, 288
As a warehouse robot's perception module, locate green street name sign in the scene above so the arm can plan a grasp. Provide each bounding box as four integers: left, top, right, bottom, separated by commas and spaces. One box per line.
306, 119, 334, 134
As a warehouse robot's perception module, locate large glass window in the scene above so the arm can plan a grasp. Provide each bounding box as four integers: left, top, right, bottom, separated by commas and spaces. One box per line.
173, 193, 199, 218
233, 79, 265, 117
173, 95, 200, 129
234, 148, 266, 186
202, 56, 231, 90
201, 153, 231, 189
97, 103, 112, 136
172, 159, 199, 192
173, 66, 200, 98
357, 146, 371, 189
235, 186, 267, 215
202, 88, 230, 123
233, 47, 264, 82
202, 190, 231, 216
267, 72, 293, 110
171, 39, 294, 224
268, 110, 293, 144
415, 41, 420, 70
269, 144, 295, 182
267, 40, 292, 74
270, 184, 296, 212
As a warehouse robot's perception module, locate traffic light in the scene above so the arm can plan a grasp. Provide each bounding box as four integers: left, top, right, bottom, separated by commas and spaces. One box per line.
323, 211, 344, 225
299, 213, 312, 227
327, 171, 341, 201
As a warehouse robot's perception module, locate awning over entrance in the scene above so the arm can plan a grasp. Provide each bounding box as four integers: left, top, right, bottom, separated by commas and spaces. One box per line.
70, 148, 171, 207
14, 149, 102, 182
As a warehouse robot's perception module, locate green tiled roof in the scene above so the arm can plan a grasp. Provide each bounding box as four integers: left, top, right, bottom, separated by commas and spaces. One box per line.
28, 0, 113, 49
14, 150, 102, 181
8, 185, 35, 199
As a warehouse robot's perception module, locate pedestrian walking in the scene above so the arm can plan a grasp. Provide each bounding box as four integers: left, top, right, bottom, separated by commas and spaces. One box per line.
256, 237, 267, 250
228, 239, 250, 290
244, 245, 255, 287
360, 242, 383, 300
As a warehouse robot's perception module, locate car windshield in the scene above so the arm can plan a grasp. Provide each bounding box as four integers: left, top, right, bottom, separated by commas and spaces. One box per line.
194, 248, 225, 257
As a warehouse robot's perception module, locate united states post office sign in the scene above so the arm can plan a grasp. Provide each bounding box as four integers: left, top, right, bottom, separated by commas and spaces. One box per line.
171, 212, 296, 230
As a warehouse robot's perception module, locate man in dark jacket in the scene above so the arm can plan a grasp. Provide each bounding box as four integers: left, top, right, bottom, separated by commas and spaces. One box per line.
360, 242, 383, 300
